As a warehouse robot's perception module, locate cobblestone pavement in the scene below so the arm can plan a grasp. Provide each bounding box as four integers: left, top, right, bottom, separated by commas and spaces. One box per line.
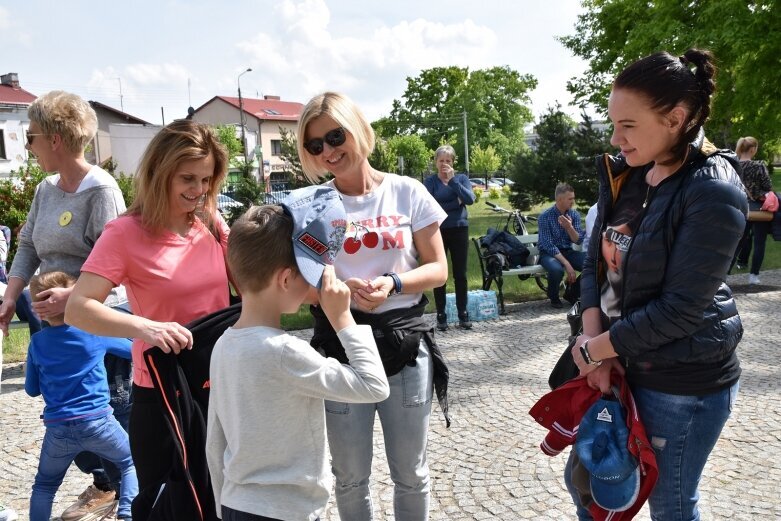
2, 271, 781, 520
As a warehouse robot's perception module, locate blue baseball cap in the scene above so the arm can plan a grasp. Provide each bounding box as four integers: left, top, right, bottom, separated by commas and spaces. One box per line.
575, 397, 640, 512
281, 186, 347, 288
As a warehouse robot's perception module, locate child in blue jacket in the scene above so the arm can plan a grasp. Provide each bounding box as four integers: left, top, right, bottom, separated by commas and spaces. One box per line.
25, 272, 137, 521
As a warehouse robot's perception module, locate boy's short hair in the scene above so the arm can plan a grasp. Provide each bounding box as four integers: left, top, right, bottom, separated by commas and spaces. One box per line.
228, 205, 298, 294
29, 271, 77, 322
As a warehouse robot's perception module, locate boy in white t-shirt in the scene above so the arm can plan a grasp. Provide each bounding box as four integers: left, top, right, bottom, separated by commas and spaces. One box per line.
205, 186, 389, 521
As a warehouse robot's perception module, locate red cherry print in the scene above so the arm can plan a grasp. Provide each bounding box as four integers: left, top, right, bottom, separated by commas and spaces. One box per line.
362, 231, 379, 248
343, 237, 361, 254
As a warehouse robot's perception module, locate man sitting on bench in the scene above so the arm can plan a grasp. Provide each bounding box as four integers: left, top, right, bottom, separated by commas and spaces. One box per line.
537, 183, 585, 309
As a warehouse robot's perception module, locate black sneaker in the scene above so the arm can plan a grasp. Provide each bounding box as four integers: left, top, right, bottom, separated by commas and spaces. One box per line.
458, 311, 473, 329
550, 298, 564, 309
436, 313, 448, 331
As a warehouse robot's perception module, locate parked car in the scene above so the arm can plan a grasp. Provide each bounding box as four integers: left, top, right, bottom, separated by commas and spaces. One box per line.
217, 194, 243, 216
469, 177, 502, 189
493, 177, 515, 187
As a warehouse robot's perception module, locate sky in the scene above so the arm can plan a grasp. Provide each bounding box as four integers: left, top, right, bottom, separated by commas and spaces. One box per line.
1, 0, 593, 126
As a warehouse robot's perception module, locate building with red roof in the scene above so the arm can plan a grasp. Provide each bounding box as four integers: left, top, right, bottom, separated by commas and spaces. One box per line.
0, 73, 36, 176
193, 95, 303, 188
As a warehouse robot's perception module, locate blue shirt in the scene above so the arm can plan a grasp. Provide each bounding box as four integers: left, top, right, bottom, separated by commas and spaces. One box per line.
25, 324, 132, 424
537, 204, 585, 257
423, 173, 476, 229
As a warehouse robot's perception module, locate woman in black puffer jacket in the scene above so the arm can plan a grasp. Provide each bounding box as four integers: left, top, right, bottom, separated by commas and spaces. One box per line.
566, 49, 747, 521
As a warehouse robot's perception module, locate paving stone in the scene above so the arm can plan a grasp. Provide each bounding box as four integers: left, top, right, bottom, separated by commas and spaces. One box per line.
2, 270, 780, 519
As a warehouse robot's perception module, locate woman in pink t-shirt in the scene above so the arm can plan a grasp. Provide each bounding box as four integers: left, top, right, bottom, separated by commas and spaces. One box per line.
66, 120, 230, 519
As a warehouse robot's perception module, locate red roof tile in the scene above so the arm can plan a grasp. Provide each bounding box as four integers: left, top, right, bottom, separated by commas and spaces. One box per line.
0, 84, 36, 105
196, 96, 303, 121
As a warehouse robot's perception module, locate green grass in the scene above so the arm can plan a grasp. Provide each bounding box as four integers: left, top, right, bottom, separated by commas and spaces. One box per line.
5, 191, 781, 363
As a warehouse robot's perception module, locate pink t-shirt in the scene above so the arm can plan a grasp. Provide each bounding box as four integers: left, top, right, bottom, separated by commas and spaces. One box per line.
81, 214, 230, 387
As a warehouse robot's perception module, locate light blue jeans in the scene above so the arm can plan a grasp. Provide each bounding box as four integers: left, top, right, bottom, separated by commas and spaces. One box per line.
565, 381, 739, 521
30, 413, 138, 521
325, 341, 433, 521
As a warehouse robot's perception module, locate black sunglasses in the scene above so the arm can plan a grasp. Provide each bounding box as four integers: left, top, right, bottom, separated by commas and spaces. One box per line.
303, 127, 346, 156
26, 131, 46, 146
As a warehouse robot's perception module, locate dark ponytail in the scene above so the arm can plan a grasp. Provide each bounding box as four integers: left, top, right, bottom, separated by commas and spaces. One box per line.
614, 48, 716, 162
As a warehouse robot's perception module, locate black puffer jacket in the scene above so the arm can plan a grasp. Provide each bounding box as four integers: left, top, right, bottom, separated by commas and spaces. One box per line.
582, 132, 748, 394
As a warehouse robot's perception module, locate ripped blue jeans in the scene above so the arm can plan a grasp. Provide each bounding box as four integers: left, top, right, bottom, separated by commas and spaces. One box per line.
565, 381, 739, 521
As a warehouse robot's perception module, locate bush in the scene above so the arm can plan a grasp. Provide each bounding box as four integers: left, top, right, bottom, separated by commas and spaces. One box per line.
502, 185, 511, 195
115, 172, 136, 207
488, 187, 501, 199
0, 163, 48, 265
473, 187, 484, 199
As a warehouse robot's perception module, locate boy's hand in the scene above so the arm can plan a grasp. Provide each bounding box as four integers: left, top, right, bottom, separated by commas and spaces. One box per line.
320, 266, 356, 332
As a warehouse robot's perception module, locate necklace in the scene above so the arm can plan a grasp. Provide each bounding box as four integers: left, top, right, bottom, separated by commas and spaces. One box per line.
642, 167, 657, 208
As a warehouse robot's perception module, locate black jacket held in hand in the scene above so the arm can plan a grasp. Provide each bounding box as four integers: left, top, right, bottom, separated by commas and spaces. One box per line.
581, 131, 747, 394
137, 302, 242, 521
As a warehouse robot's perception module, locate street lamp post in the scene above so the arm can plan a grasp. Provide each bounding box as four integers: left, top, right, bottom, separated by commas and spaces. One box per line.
237, 67, 252, 170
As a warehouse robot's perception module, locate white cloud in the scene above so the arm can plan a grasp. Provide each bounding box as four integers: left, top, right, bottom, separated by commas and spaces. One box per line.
0, 7, 10, 28
234, 0, 499, 119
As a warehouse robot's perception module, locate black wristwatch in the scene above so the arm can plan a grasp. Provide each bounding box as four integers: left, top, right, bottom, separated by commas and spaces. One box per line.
580, 340, 602, 366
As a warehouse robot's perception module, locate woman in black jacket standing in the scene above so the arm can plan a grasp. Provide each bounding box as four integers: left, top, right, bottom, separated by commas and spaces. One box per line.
567, 49, 746, 520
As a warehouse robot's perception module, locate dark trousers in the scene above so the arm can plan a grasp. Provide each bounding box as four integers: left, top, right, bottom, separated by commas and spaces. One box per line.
540, 249, 585, 301
222, 505, 319, 521
433, 226, 470, 317
748, 220, 771, 275
130, 385, 176, 519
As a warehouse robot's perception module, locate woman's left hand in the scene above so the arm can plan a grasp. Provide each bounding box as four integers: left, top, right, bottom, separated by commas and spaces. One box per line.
345, 276, 393, 312
585, 358, 625, 394
32, 286, 74, 320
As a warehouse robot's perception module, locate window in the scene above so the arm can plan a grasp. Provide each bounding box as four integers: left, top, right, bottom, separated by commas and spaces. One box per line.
0, 130, 6, 159
271, 139, 282, 156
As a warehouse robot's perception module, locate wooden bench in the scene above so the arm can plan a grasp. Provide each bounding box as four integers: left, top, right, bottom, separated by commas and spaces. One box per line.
472, 233, 549, 314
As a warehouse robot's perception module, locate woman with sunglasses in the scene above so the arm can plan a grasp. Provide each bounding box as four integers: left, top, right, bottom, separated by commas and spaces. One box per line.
299, 92, 449, 520
0, 91, 132, 520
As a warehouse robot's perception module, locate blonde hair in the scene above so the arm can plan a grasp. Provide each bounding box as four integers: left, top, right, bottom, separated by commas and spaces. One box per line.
29, 271, 77, 323
227, 205, 297, 293
28, 91, 97, 154
126, 119, 228, 235
735, 136, 759, 156
297, 92, 375, 182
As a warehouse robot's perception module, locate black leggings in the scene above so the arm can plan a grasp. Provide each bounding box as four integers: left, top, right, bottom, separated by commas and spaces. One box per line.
433, 226, 470, 316
129, 385, 175, 518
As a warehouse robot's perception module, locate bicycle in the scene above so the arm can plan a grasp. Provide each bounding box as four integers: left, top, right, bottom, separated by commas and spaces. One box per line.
485, 201, 537, 235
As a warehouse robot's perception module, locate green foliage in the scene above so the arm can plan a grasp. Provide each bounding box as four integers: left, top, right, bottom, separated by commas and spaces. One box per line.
559, 0, 781, 158
472, 186, 484, 199
368, 138, 397, 174
470, 144, 501, 176
508, 106, 610, 210
214, 125, 243, 166
488, 186, 501, 199
502, 185, 511, 195
223, 175, 265, 225
0, 163, 48, 264
114, 172, 136, 207
278, 126, 308, 188
380, 66, 537, 169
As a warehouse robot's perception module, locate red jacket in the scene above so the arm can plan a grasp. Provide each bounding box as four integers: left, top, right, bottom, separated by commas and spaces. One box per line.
529, 375, 658, 520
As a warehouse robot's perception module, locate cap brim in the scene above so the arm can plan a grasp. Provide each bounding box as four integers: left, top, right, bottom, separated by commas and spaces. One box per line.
294, 249, 326, 289
590, 465, 640, 512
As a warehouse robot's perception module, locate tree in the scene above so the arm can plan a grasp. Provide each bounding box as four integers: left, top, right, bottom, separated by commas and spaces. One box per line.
387, 135, 432, 178
382, 66, 537, 170
507, 106, 609, 210
0, 163, 48, 265
278, 126, 308, 188
559, 0, 781, 158
470, 144, 501, 186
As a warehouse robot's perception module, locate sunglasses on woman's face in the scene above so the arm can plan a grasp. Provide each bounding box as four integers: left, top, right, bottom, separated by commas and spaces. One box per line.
26, 131, 46, 146
303, 127, 346, 156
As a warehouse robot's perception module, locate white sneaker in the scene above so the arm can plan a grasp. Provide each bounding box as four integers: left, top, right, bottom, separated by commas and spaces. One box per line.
748, 274, 760, 285
0, 504, 19, 521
